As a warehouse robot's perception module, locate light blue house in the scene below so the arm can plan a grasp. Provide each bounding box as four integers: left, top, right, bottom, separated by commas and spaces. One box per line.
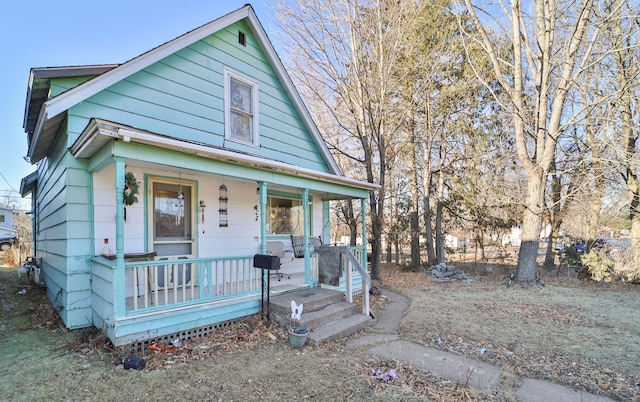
20, 5, 376, 346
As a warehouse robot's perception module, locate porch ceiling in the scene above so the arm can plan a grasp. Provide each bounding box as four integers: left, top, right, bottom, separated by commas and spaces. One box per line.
71, 118, 379, 200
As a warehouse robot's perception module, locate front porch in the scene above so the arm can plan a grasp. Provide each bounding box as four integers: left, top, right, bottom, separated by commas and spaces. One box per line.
92, 246, 369, 346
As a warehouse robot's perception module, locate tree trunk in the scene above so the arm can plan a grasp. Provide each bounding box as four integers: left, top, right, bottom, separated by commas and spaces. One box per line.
612, 0, 640, 250
515, 169, 545, 283
422, 99, 436, 265
370, 211, 383, 281
410, 211, 420, 267
623, 95, 640, 249
586, 177, 602, 250
543, 161, 562, 270
434, 167, 446, 264
476, 232, 485, 261
435, 199, 445, 264
544, 221, 561, 270
346, 200, 359, 247
409, 114, 421, 268
423, 195, 436, 264
394, 233, 400, 264
386, 233, 392, 263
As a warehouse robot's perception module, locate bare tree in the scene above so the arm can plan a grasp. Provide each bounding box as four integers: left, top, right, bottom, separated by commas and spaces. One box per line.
273, 0, 425, 279
608, 0, 640, 248
459, 0, 616, 285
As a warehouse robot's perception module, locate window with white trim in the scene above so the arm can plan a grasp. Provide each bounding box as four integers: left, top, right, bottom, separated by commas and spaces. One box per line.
224, 69, 259, 146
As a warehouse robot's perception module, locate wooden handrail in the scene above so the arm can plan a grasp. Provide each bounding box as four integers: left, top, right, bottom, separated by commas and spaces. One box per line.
342, 248, 370, 317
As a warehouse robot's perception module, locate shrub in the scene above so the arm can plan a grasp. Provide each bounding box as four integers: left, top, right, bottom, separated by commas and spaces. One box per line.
559, 246, 582, 267
610, 248, 640, 283
581, 248, 640, 283
1, 249, 19, 267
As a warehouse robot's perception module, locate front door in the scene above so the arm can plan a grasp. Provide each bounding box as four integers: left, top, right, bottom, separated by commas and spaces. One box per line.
149, 179, 195, 258
148, 178, 196, 288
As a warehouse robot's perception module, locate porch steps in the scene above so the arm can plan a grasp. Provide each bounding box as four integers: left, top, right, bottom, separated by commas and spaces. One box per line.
269, 287, 373, 344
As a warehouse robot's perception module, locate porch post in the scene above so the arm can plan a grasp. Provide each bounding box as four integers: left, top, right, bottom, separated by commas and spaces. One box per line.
302, 188, 311, 284
259, 182, 267, 254
361, 197, 368, 270
113, 158, 126, 317
322, 201, 330, 245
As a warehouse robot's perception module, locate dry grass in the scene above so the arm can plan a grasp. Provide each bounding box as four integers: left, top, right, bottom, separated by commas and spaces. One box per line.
376, 262, 640, 400
1, 259, 639, 401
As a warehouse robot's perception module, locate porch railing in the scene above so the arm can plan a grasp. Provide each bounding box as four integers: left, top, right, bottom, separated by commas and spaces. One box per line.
125, 256, 261, 313
344, 247, 370, 316
122, 248, 366, 315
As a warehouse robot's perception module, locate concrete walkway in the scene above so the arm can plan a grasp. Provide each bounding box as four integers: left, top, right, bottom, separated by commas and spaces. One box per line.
345, 289, 615, 402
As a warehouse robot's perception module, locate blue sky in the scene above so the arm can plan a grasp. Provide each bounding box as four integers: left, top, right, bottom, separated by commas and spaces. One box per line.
0, 1, 272, 210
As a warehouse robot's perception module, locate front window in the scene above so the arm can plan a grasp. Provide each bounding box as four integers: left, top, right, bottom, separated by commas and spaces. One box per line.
267, 195, 304, 235
225, 69, 259, 146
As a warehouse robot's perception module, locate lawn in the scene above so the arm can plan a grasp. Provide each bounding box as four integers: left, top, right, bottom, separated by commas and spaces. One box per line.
0, 261, 637, 401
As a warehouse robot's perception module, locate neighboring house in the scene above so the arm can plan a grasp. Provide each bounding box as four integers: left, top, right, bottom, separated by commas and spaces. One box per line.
19, 5, 376, 346
502, 226, 523, 247
0, 207, 15, 229
0, 207, 18, 250
444, 232, 469, 249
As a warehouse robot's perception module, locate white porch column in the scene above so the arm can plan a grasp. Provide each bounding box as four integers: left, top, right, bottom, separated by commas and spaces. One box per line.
361, 197, 368, 269
322, 200, 330, 245
113, 157, 126, 317
258, 182, 268, 254
302, 188, 311, 284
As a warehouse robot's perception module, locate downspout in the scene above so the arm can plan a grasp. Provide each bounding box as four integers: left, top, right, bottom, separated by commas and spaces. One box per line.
113, 158, 126, 317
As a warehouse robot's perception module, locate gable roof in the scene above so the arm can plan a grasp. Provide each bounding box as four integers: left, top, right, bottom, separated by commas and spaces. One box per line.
24, 65, 119, 135
25, 5, 341, 175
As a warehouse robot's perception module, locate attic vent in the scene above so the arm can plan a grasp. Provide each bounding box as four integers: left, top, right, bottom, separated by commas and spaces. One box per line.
238, 31, 246, 46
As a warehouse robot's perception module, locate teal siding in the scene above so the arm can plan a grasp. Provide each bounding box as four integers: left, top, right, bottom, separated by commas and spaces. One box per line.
57, 20, 330, 173
33, 123, 94, 329
49, 75, 99, 98
91, 259, 116, 341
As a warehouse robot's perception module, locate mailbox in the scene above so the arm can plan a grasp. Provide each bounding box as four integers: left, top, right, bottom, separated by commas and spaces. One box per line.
253, 254, 280, 270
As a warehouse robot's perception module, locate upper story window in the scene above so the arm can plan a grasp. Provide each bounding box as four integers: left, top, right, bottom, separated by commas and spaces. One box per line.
224, 68, 259, 146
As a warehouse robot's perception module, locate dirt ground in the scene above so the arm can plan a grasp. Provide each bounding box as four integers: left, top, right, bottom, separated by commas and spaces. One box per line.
1, 259, 638, 401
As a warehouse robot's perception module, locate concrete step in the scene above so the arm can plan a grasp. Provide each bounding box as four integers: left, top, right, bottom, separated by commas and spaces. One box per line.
299, 301, 357, 329
269, 286, 373, 344
270, 287, 343, 315
309, 313, 372, 344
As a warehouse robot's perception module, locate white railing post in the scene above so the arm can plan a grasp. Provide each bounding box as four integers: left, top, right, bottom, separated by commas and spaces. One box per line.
345, 251, 353, 303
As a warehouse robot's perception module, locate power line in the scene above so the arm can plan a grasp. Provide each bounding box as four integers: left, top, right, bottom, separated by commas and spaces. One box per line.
0, 172, 18, 193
